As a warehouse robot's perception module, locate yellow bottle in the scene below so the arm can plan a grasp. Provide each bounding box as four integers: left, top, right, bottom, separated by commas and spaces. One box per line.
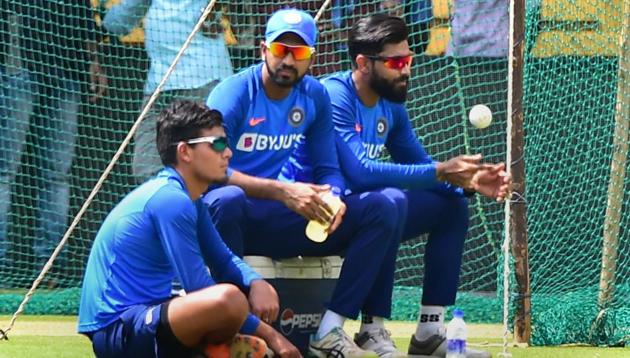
305, 188, 343, 243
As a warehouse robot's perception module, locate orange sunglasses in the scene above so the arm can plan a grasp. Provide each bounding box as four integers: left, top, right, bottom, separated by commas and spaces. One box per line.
267, 42, 316, 61
366, 54, 413, 70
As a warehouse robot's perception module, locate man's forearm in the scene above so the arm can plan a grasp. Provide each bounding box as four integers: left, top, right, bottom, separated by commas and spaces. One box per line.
254, 321, 275, 341
227, 170, 287, 202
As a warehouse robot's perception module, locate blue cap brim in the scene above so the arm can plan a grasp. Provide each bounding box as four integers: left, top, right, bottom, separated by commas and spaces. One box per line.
266, 30, 315, 47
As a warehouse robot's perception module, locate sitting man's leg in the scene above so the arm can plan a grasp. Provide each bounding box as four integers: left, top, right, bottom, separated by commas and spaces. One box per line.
203, 185, 248, 256
241, 192, 401, 357
401, 189, 490, 358
90, 284, 265, 358
353, 188, 408, 358
166, 284, 249, 347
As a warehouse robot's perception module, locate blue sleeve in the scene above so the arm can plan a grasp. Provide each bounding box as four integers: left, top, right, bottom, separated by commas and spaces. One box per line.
148, 189, 215, 293
386, 105, 433, 164
206, 75, 248, 154
102, 0, 150, 36
195, 200, 262, 289
150, 189, 261, 335
240, 314, 261, 335
195, 201, 262, 334
304, 84, 346, 191
387, 106, 463, 196
329, 81, 438, 191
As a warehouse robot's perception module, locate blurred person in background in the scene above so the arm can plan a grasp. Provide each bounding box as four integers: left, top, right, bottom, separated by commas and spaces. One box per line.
0, 0, 106, 283
103, 0, 234, 183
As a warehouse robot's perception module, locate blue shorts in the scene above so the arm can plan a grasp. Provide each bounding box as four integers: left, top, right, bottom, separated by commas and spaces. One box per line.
89, 301, 197, 358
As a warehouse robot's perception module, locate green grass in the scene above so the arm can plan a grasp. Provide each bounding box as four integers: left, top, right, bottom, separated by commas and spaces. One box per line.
0, 316, 628, 357
0, 336, 91, 358
0, 316, 91, 358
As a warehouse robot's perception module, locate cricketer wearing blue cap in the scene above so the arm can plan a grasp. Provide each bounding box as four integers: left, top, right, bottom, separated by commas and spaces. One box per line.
203, 8, 400, 358
281, 15, 511, 358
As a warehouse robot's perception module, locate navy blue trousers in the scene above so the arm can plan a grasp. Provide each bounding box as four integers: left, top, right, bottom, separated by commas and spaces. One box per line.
379, 187, 469, 306
203, 186, 402, 319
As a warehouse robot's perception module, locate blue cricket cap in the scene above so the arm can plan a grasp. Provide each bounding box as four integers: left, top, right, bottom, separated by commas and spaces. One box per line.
265, 9, 318, 47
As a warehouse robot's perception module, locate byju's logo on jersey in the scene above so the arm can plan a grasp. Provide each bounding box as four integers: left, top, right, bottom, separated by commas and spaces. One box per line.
279, 308, 322, 335
236, 133, 302, 152
288, 106, 305, 127
376, 117, 388, 137
363, 142, 385, 159
236, 133, 257, 151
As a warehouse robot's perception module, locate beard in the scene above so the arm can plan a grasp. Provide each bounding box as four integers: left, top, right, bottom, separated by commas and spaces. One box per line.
369, 70, 409, 103
265, 61, 305, 87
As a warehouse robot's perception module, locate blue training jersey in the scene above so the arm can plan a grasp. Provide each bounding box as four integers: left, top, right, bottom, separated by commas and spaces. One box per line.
281, 71, 462, 196
78, 167, 261, 334
207, 63, 345, 191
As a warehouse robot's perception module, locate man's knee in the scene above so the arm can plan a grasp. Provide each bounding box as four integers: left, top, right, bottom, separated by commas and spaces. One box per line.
168, 284, 249, 346
198, 284, 249, 328
356, 191, 400, 232
450, 195, 469, 222
436, 195, 470, 232
380, 187, 408, 216
203, 186, 247, 217
213, 284, 249, 322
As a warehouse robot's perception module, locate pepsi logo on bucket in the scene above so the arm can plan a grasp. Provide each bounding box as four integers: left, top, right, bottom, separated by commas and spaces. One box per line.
279, 308, 322, 335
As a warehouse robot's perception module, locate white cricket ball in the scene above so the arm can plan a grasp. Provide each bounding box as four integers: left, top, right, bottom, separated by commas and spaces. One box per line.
469, 104, 493, 129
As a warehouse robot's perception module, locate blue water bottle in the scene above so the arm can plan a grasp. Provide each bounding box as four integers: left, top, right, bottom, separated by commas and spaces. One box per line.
446, 308, 467, 358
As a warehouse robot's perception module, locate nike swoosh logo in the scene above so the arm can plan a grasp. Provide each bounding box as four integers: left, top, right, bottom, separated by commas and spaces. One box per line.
249, 117, 266, 126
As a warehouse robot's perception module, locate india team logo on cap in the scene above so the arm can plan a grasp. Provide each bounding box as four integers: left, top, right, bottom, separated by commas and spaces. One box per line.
265, 9, 317, 47
283, 12, 302, 25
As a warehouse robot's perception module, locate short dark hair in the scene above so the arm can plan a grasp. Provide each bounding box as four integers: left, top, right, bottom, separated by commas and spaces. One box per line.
156, 100, 223, 166
348, 14, 409, 68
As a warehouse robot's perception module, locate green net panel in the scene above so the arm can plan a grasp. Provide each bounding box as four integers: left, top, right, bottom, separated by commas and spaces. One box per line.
523, 0, 629, 346
0, 0, 627, 347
